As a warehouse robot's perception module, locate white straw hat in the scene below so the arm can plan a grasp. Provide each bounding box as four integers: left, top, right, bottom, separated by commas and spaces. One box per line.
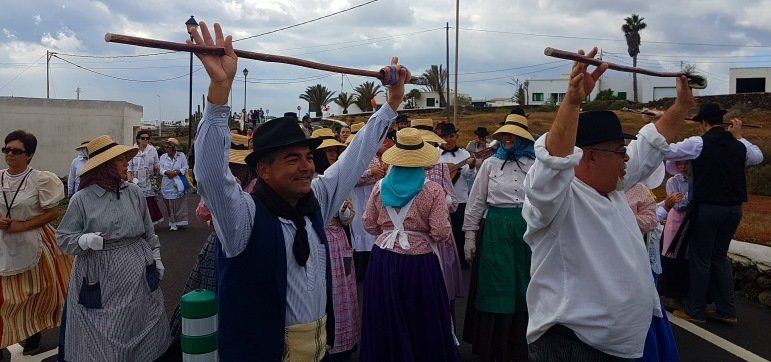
311, 128, 347, 150
493, 114, 535, 142
409, 118, 446, 144
381, 128, 439, 167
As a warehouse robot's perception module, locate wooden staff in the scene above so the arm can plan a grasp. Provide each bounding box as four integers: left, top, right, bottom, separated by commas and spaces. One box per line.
621, 107, 761, 128
544, 47, 708, 89
105, 33, 428, 85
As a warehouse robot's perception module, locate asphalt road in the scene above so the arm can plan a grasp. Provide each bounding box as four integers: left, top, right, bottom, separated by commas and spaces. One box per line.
8, 193, 771, 361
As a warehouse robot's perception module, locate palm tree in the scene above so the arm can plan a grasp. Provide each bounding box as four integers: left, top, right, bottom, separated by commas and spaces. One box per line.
299, 84, 336, 116
622, 14, 647, 102
422, 65, 447, 107
354, 81, 383, 112
334, 92, 356, 114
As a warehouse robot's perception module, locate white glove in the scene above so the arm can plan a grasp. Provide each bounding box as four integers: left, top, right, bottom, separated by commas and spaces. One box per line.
77, 233, 104, 251
152, 248, 165, 280
132, 178, 139, 184
464, 231, 476, 263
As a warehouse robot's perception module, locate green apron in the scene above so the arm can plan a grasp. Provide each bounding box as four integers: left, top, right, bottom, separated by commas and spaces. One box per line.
476, 206, 531, 314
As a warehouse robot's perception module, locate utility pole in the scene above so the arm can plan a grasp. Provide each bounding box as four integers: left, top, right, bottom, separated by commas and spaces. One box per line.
75, 86, 81, 100
46, 50, 55, 99
445, 22, 450, 123
453, 0, 460, 124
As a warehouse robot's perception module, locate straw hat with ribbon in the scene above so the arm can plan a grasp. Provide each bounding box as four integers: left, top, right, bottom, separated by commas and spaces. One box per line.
311, 128, 347, 150
410, 118, 446, 144
79, 135, 138, 176
493, 114, 535, 142
75, 140, 90, 151
350, 122, 365, 134
381, 128, 439, 168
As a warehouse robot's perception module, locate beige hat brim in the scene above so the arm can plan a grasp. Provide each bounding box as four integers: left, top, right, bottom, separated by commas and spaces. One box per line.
492, 124, 535, 142
415, 130, 446, 144
344, 134, 356, 145
381, 142, 439, 168
229, 149, 249, 165
79, 145, 138, 176
317, 139, 347, 150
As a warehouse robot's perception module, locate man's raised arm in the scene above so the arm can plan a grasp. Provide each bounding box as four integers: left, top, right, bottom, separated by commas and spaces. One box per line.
191, 22, 254, 258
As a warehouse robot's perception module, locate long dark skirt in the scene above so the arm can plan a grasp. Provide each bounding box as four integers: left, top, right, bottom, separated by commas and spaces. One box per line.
360, 246, 460, 362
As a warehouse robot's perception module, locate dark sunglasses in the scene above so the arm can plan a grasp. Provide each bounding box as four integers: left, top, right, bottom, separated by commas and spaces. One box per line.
138, 136, 150, 140
1, 147, 27, 156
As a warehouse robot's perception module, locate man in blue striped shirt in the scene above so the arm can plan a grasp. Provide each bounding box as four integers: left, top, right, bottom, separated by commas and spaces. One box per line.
191, 21, 409, 360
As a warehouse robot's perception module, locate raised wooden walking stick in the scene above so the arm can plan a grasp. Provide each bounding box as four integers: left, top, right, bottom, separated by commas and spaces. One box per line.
544, 47, 708, 89
104, 33, 427, 86
621, 107, 761, 128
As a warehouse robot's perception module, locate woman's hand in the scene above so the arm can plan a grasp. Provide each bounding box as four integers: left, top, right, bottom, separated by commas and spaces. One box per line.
6, 219, 26, 233
0, 217, 10, 230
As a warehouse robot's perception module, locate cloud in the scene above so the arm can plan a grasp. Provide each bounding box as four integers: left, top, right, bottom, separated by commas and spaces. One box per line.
41, 27, 84, 51
2, 28, 16, 39
33, 14, 42, 25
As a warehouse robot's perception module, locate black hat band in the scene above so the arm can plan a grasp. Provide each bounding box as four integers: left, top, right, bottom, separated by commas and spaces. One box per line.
395, 141, 424, 150
413, 125, 434, 131
317, 136, 335, 140
89, 142, 118, 158
231, 143, 249, 150
505, 121, 529, 130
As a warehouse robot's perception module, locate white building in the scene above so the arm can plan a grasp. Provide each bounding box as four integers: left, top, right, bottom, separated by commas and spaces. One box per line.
729, 67, 771, 94
0, 97, 142, 177
526, 74, 696, 105
336, 90, 470, 114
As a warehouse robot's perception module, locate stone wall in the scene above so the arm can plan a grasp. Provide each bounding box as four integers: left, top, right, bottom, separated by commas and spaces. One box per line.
728, 241, 771, 307
645, 92, 771, 111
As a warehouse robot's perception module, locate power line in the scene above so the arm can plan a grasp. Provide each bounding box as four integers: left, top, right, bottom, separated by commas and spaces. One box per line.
457, 27, 771, 48
457, 63, 568, 83
0, 53, 46, 92
234, 0, 379, 42
458, 60, 564, 75
53, 50, 177, 58
268, 27, 443, 55
53, 55, 202, 82
235, 74, 337, 84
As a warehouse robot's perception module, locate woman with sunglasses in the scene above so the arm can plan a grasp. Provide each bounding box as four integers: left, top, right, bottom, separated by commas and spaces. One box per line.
128, 130, 163, 224
159, 138, 189, 231
1, 130, 73, 356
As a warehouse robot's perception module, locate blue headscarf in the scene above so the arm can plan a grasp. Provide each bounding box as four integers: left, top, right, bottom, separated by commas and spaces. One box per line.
494, 137, 535, 170
380, 166, 425, 207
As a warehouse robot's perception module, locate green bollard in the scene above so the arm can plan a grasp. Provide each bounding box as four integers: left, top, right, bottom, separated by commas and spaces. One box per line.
181, 289, 218, 361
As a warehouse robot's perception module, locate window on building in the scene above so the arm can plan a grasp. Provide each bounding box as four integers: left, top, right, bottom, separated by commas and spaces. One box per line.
550, 93, 566, 104
617, 92, 627, 100
532, 93, 544, 102
736, 78, 766, 93
426, 98, 436, 107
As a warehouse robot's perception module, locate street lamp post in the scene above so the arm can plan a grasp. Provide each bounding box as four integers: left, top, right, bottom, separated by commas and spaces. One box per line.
186, 15, 198, 166
242, 68, 249, 132
157, 94, 162, 137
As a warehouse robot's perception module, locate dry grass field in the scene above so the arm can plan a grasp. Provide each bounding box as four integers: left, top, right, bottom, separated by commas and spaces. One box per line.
345, 106, 770, 245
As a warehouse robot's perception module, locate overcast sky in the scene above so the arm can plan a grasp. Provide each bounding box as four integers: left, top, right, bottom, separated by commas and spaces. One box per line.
1, 0, 770, 121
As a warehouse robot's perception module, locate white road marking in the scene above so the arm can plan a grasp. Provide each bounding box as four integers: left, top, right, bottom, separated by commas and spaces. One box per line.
668, 312, 769, 362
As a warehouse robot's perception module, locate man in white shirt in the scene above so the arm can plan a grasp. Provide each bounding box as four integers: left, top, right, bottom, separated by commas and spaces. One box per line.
67, 140, 89, 196
523, 47, 695, 361
437, 123, 476, 269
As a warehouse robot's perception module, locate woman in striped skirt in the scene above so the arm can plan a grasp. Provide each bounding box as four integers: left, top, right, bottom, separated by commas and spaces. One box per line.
56, 135, 170, 361
1, 130, 73, 356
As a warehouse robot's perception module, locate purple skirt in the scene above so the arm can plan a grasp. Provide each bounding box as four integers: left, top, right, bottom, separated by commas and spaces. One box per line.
360, 246, 460, 362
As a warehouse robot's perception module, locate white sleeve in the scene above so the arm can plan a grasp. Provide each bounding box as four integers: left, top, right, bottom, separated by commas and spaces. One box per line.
622, 123, 670, 191
522, 134, 583, 232
665, 136, 702, 161
739, 138, 764, 166
462, 159, 490, 231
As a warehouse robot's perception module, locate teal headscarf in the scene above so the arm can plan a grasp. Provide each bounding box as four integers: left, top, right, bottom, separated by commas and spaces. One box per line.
380, 166, 425, 207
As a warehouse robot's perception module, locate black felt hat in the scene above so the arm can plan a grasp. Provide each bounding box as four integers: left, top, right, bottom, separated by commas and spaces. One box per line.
284, 112, 299, 120
245, 117, 322, 166
692, 103, 727, 123
473, 127, 489, 137
436, 123, 459, 136
576, 111, 636, 147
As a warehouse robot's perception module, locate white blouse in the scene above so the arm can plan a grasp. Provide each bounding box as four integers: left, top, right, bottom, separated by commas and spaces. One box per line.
462, 156, 534, 231
0, 168, 64, 275
159, 152, 188, 199
129, 145, 160, 197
